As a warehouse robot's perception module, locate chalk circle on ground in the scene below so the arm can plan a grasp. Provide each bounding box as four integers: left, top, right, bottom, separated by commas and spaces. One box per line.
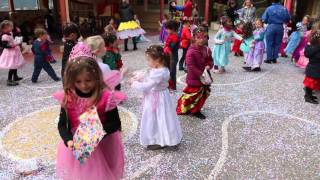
208, 111, 320, 180
0, 105, 138, 165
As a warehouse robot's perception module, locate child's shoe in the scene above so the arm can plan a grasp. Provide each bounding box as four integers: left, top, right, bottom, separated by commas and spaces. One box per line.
242, 66, 251, 71
7, 80, 19, 86
192, 112, 206, 119
147, 145, 164, 150
305, 95, 319, 104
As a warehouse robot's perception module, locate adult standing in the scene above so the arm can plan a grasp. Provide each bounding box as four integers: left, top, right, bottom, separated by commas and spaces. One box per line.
44, 10, 55, 34
117, 0, 145, 51
225, 0, 239, 25
174, 0, 193, 18
262, 0, 290, 63
239, 0, 256, 23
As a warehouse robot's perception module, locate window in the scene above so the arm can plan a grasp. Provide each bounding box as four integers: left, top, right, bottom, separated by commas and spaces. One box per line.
13, 0, 38, 10
0, 1, 9, 11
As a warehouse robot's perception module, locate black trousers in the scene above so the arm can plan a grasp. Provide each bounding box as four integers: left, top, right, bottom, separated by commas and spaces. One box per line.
179, 47, 189, 70
8, 69, 18, 81
32, 57, 59, 82
124, 37, 137, 50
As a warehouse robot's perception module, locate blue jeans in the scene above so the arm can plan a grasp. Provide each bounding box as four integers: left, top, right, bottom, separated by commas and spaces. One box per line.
32, 56, 59, 82
265, 24, 284, 60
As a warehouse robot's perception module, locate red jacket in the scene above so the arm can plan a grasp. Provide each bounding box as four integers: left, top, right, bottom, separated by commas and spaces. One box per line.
180, 26, 191, 49
164, 33, 179, 54
186, 45, 213, 87
176, 1, 193, 18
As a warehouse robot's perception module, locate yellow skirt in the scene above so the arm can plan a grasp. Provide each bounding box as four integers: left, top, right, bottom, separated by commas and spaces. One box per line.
118, 21, 141, 31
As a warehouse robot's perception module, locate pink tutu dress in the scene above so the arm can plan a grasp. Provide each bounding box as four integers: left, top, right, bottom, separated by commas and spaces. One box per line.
53, 89, 126, 180
296, 49, 309, 68
0, 33, 25, 69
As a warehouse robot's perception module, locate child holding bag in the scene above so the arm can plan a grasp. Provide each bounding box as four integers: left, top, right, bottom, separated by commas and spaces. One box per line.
177, 26, 213, 119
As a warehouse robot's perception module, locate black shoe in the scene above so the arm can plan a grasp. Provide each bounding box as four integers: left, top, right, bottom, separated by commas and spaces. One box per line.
234, 53, 239, 57
7, 80, 19, 86
264, 59, 272, 64
192, 112, 206, 119
242, 66, 252, 71
133, 47, 138, 51
272, 59, 277, 63
305, 95, 319, 104
54, 77, 61, 82
252, 67, 261, 72
311, 95, 318, 100
147, 145, 164, 150
13, 77, 23, 81
124, 48, 129, 51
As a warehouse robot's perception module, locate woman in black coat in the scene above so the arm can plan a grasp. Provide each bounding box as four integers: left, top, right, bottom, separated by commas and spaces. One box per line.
225, 0, 239, 25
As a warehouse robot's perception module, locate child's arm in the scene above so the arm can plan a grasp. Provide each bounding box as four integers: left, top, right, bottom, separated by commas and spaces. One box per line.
103, 107, 121, 135
214, 29, 225, 45
132, 77, 158, 93
254, 31, 265, 41
57, 107, 73, 148
1, 35, 15, 48
232, 31, 243, 41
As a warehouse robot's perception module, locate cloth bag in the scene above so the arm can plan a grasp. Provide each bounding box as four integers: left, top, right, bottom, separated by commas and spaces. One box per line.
72, 106, 106, 164
200, 69, 213, 85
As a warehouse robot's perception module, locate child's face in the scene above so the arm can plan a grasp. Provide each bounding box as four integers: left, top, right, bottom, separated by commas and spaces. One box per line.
166, 28, 174, 34
109, 19, 114, 24
238, 24, 244, 30
255, 21, 263, 28
3, 25, 13, 33
39, 34, 48, 41
74, 70, 96, 94
225, 20, 233, 28
69, 33, 79, 41
302, 17, 309, 25
111, 40, 118, 48
194, 33, 207, 46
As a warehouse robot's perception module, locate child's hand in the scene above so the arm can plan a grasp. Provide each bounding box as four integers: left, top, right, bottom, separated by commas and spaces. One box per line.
121, 67, 129, 78
205, 65, 211, 70
67, 140, 74, 150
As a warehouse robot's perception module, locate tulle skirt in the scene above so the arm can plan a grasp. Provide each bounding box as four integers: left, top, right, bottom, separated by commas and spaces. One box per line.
0, 47, 25, 69
56, 131, 124, 180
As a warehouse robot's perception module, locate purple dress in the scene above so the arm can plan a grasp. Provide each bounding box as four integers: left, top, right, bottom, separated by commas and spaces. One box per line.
245, 28, 265, 68
160, 20, 168, 43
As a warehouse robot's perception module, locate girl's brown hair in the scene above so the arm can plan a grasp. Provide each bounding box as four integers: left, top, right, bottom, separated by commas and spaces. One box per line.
309, 20, 320, 46
63, 57, 106, 107
0, 20, 13, 31
145, 45, 169, 68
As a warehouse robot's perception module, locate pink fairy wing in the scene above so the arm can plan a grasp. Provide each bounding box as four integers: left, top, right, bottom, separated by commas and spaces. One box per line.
103, 70, 122, 90
53, 90, 65, 105
105, 91, 127, 111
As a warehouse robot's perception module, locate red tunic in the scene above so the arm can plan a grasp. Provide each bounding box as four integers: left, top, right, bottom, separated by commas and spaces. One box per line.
232, 28, 243, 54
164, 33, 179, 55
180, 26, 191, 49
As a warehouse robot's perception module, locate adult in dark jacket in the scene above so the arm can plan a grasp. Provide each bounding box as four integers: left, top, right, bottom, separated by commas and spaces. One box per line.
303, 29, 320, 104
117, 0, 145, 51
225, 0, 239, 25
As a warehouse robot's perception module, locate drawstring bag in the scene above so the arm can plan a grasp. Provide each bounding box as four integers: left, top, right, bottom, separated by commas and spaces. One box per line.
72, 106, 106, 164
200, 69, 213, 85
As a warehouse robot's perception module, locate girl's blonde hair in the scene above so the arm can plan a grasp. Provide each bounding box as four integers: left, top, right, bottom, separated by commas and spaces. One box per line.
243, 0, 253, 7
63, 57, 107, 107
84, 35, 105, 54
0, 20, 13, 31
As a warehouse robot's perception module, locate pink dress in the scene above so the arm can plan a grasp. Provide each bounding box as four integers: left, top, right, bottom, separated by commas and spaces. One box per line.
295, 31, 311, 68
0, 33, 25, 69
293, 30, 310, 61
53, 89, 126, 180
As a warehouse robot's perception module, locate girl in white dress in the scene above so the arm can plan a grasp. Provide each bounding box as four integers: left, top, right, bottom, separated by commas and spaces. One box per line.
132, 45, 183, 150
